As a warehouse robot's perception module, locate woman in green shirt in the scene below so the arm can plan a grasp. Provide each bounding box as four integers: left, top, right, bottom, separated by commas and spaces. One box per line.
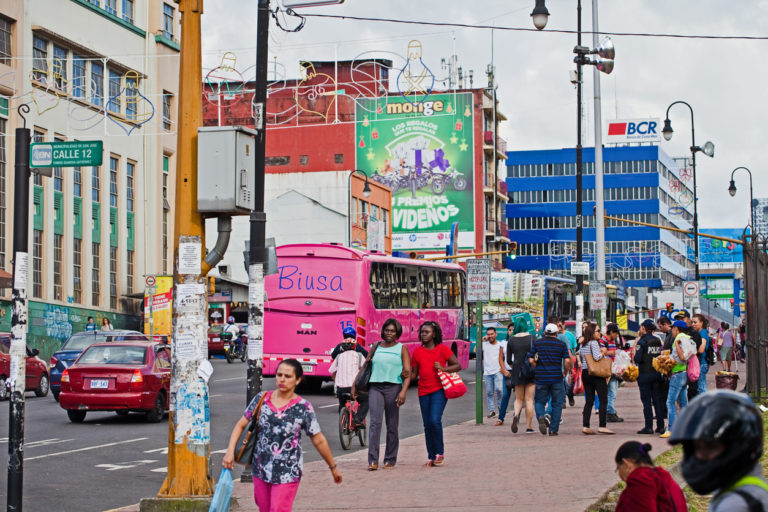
353, 318, 411, 471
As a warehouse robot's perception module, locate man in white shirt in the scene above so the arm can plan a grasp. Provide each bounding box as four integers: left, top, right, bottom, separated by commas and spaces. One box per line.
482, 327, 503, 419
331, 334, 368, 427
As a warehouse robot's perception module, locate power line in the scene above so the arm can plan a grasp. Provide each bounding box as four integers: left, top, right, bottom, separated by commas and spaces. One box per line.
300, 13, 768, 41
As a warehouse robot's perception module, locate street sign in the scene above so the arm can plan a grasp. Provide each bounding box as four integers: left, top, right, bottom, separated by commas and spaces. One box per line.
590, 281, 607, 310
683, 281, 699, 297
570, 261, 590, 276
30, 140, 103, 167
466, 258, 491, 302
145, 275, 156, 288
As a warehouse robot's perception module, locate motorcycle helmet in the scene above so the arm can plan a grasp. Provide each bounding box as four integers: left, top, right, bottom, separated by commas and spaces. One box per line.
228, 316, 235, 323
669, 390, 763, 495
342, 326, 356, 340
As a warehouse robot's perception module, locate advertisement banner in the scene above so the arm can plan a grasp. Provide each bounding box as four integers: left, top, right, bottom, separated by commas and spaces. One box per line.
698, 229, 744, 264
605, 118, 661, 144
356, 93, 475, 251
144, 275, 173, 335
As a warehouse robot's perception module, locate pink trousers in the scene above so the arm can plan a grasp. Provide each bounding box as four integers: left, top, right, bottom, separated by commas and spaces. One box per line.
253, 478, 300, 512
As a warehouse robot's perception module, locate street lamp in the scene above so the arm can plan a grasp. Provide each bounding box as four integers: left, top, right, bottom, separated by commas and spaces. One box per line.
728, 166, 755, 232
348, 169, 371, 247
533, 0, 614, 327
662, 101, 715, 281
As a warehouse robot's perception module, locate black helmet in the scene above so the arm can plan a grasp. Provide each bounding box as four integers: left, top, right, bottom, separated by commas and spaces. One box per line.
669, 390, 763, 495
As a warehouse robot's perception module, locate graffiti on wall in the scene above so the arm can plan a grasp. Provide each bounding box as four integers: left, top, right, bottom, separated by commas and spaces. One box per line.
43, 305, 73, 341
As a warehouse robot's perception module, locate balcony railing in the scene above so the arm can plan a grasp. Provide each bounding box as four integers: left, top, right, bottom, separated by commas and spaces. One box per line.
497, 136, 507, 155
498, 180, 508, 197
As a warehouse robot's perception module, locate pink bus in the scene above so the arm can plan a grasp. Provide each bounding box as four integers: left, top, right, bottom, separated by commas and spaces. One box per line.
263, 243, 469, 380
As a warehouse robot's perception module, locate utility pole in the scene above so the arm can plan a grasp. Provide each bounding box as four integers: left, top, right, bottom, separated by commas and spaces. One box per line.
592, 0, 606, 327
574, 0, 585, 329
243, 0, 270, 482
7, 104, 31, 512
158, 0, 214, 497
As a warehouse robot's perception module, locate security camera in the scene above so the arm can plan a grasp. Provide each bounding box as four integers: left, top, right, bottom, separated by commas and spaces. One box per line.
569, 70, 578, 84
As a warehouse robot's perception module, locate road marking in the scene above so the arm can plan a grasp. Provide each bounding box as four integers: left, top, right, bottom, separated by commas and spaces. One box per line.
212, 376, 243, 383
144, 447, 168, 454
26, 437, 149, 461
209, 394, 223, 398
211, 449, 227, 454
151, 467, 167, 473
26, 438, 75, 448
96, 459, 157, 471
318, 404, 338, 409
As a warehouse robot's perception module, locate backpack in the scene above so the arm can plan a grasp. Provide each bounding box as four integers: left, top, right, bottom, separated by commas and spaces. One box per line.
705, 337, 716, 366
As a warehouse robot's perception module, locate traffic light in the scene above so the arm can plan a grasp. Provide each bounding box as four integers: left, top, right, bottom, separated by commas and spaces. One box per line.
666, 302, 673, 313
509, 241, 518, 260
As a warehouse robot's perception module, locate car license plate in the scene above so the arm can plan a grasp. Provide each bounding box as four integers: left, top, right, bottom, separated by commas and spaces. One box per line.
90, 379, 109, 389
301, 364, 314, 373
213, 338, 220, 342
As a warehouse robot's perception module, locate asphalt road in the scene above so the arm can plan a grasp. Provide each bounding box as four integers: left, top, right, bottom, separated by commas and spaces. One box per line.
0, 357, 480, 512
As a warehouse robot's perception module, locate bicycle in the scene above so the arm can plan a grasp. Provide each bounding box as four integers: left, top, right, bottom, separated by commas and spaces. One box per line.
338, 393, 367, 450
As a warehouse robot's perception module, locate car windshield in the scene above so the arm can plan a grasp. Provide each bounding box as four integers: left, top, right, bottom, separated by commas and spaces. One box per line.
208, 325, 224, 334
79, 345, 147, 365
61, 333, 108, 351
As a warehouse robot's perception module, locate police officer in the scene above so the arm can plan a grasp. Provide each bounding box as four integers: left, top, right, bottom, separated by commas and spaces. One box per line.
670, 390, 768, 511
634, 319, 665, 435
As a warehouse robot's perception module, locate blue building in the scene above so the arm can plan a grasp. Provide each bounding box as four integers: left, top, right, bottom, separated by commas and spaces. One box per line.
505, 146, 695, 289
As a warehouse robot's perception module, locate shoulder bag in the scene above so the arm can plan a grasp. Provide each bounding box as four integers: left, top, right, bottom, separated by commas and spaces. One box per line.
354, 342, 380, 391
518, 336, 536, 381
438, 370, 467, 399
585, 342, 612, 378
235, 392, 268, 465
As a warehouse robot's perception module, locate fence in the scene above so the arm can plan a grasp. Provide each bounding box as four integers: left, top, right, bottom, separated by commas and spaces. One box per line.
742, 233, 768, 398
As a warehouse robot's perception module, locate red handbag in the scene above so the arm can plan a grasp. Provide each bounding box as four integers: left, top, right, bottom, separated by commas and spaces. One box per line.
573, 365, 584, 395
438, 370, 467, 399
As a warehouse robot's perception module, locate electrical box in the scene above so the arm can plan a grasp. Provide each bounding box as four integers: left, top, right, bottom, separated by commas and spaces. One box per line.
197, 126, 256, 214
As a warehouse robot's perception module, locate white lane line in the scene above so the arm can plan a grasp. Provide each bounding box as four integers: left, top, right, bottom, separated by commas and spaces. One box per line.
318, 404, 338, 409
144, 447, 168, 454
151, 467, 167, 473
95, 460, 157, 471
209, 394, 223, 398
212, 377, 243, 383
26, 437, 149, 461
211, 449, 227, 454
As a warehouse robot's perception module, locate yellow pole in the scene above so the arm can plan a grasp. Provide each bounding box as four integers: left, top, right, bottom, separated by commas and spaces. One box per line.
158, 0, 214, 497
603, 213, 743, 245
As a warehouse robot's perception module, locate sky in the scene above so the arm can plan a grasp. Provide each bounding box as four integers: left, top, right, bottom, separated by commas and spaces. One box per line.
200, 0, 768, 230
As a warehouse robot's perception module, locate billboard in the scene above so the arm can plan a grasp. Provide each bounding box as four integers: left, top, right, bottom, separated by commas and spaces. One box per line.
605, 118, 661, 144
144, 276, 173, 335
699, 229, 744, 264
356, 93, 475, 251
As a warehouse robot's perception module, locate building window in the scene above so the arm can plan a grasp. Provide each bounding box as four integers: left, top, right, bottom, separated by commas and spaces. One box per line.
89, 0, 100, 5
108, 69, 121, 113
110, 246, 117, 309
32, 130, 45, 186
126, 75, 137, 120
104, 0, 117, 15
73, 238, 82, 303
91, 61, 104, 107
32, 36, 48, 83
73, 167, 82, 197
92, 242, 100, 306
92, 166, 100, 202
126, 249, 134, 294
109, 157, 118, 207
126, 161, 135, 211
122, 0, 134, 23
0, 118, 5, 268
53, 234, 63, 300
72, 55, 86, 98
162, 92, 173, 131
163, 4, 175, 39
32, 230, 42, 298
53, 45, 67, 91
0, 17, 12, 66
54, 166, 63, 192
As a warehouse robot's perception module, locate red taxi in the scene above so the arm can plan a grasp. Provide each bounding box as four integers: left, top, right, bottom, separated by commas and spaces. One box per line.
0, 333, 49, 399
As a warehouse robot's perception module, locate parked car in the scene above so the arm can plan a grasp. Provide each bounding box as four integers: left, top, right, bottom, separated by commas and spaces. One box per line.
49, 330, 149, 401
58, 340, 171, 423
207, 324, 226, 355
0, 333, 50, 399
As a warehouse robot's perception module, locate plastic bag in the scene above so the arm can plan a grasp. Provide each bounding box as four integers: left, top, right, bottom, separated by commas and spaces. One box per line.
611, 350, 632, 377
686, 352, 701, 381
676, 334, 697, 361
572, 365, 584, 394
209, 468, 234, 512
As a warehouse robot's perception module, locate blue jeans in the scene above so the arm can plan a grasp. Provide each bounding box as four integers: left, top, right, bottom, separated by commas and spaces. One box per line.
607, 376, 620, 415
667, 371, 689, 429
697, 362, 709, 395
498, 375, 513, 421
418, 389, 448, 461
534, 380, 565, 434
483, 373, 503, 413
545, 377, 568, 416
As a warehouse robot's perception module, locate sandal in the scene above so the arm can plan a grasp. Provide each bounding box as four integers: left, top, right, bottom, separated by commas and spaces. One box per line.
368, 463, 378, 471
433, 455, 444, 466
382, 462, 395, 469
423, 460, 434, 467
494, 420, 504, 426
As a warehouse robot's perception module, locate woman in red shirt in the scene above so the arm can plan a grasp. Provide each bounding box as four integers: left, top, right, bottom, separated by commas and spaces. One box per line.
411, 321, 461, 467
614, 441, 688, 512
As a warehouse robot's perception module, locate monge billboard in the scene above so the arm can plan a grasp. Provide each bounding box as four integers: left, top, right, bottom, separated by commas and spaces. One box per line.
356, 93, 475, 251
605, 118, 661, 144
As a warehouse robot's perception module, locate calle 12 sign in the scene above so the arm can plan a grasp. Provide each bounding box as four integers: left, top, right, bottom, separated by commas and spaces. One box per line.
30, 140, 103, 167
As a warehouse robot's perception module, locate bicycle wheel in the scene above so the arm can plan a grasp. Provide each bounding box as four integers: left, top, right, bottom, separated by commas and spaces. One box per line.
338, 408, 352, 450
357, 422, 367, 447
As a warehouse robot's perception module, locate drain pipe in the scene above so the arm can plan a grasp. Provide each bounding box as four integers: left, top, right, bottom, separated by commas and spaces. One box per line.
203, 216, 232, 272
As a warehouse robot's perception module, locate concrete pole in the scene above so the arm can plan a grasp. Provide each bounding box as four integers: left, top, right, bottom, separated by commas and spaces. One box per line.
158, 0, 214, 497
592, 0, 607, 326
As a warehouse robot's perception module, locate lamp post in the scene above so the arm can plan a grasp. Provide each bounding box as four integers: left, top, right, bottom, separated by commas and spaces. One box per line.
662, 101, 714, 282
348, 170, 372, 247
728, 166, 755, 232
531, 1, 614, 326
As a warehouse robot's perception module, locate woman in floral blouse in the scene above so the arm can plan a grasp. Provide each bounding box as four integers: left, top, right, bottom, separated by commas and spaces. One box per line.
223, 359, 342, 511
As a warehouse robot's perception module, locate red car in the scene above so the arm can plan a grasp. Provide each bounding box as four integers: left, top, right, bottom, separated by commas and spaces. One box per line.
58, 341, 171, 423
0, 333, 50, 400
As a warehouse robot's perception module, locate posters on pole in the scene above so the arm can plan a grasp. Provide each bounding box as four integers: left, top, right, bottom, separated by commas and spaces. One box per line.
466, 258, 491, 303
355, 92, 475, 251
144, 276, 173, 335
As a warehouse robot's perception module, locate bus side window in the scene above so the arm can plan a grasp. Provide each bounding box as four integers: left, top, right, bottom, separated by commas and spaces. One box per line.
369, 263, 380, 307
